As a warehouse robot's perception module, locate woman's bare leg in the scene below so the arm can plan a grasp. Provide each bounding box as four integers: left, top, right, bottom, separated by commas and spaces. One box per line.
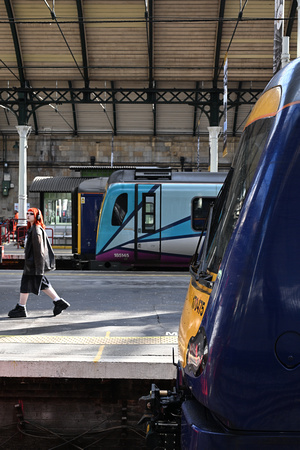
43, 286, 60, 301
19, 293, 29, 306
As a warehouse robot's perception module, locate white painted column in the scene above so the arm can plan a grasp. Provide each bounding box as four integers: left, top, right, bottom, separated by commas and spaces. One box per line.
281, 36, 290, 68
16, 125, 32, 226
208, 126, 222, 172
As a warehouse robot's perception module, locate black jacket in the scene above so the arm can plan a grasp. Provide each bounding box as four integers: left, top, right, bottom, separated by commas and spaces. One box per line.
23, 225, 52, 275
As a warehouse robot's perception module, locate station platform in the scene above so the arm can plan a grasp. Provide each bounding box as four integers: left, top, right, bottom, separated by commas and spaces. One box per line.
0, 257, 190, 447
0, 240, 73, 264
0, 269, 189, 381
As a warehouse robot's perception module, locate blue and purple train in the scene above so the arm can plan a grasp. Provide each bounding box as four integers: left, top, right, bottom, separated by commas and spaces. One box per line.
94, 168, 226, 269
142, 58, 300, 449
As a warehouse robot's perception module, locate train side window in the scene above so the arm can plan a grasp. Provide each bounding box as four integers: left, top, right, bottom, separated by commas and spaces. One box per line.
192, 197, 214, 231
142, 194, 155, 232
112, 193, 128, 226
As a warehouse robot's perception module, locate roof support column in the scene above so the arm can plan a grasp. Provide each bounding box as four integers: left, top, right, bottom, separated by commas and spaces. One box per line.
281, 36, 290, 67
16, 125, 31, 226
208, 85, 221, 171
208, 126, 221, 172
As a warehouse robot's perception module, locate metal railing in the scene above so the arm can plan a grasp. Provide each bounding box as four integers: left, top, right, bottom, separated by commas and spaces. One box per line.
0, 221, 11, 245
16, 226, 27, 249
46, 227, 54, 245
0, 223, 54, 248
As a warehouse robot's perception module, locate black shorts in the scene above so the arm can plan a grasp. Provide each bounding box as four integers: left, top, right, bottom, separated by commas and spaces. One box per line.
20, 274, 51, 295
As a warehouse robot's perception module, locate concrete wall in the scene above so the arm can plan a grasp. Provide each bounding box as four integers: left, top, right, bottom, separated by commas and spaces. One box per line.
0, 133, 240, 220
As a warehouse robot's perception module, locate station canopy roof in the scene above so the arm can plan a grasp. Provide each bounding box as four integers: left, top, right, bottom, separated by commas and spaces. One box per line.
0, 0, 298, 137
29, 176, 89, 192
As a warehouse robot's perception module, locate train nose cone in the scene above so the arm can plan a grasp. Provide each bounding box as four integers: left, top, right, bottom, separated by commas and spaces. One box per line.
275, 332, 300, 369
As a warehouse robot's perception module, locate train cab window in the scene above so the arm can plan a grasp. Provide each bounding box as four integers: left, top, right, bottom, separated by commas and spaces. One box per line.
112, 193, 128, 226
192, 197, 214, 231
142, 194, 155, 232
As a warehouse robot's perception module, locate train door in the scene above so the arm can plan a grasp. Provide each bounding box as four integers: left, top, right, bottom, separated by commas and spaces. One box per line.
135, 184, 161, 262
80, 193, 103, 257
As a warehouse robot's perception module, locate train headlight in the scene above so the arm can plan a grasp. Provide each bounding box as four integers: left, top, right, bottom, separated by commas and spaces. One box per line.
186, 327, 208, 377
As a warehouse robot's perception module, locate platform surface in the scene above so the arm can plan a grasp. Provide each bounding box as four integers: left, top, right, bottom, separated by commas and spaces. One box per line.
0, 241, 73, 260
0, 269, 190, 380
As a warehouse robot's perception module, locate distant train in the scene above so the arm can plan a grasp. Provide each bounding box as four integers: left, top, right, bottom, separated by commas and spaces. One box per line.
142, 59, 300, 448
95, 168, 227, 268
72, 177, 107, 261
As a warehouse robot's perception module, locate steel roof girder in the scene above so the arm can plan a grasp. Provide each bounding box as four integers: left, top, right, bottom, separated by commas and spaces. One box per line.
0, 86, 262, 105
76, 0, 89, 86
4, 0, 25, 85
214, 0, 226, 84
0, 86, 263, 125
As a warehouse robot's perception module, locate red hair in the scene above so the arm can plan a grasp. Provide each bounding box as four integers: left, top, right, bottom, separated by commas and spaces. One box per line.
27, 208, 46, 230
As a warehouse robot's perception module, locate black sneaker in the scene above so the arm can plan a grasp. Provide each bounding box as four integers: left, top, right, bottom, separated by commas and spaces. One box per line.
8, 304, 27, 318
53, 298, 70, 316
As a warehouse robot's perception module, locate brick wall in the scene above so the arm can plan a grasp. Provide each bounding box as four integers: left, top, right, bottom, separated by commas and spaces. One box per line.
0, 133, 239, 220
0, 377, 175, 449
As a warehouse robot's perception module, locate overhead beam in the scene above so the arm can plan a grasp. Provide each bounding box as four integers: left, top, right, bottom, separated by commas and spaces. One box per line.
68, 81, 78, 136
150, 2, 157, 136
146, 0, 154, 87
286, 0, 298, 36
76, 0, 89, 87
213, 0, 226, 85
0, 85, 263, 127
0, 86, 262, 104
145, 0, 156, 135
4, 0, 25, 85
232, 81, 242, 136
0, 86, 262, 105
193, 81, 200, 136
111, 81, 117, 136
28, 90, 39, 134
152, 81, 157, 136
4, 0, 35, 126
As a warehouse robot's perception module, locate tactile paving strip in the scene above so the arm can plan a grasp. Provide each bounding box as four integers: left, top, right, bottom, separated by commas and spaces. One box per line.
0, 335, 178, 345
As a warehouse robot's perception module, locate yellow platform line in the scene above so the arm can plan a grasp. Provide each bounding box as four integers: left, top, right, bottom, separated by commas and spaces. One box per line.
94, 331, 110, 362
0, 335, 178, 345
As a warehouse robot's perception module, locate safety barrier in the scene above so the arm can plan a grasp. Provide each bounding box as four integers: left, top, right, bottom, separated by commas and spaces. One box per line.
0, 224, 54, 248
0, 221, 10, 245
16, 226, 27, 248
46, 227, 54, 245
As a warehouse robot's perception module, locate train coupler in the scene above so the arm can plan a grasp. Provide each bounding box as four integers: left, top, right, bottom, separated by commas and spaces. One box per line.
139, 383, 182, 449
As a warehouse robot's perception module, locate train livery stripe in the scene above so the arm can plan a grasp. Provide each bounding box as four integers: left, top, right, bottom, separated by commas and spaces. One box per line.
244, 86, 281, 129
245, 89, 300, 131
101, 216, 195, 254
100, 184, 161, 253
77, 192, 82, 254
178, 273, 218, 367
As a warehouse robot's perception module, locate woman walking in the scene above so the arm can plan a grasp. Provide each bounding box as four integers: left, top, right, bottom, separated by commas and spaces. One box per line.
8, 208, 70, 318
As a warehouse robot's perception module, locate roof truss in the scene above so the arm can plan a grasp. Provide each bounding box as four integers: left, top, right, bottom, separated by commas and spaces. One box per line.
0, 84, 263, 127
0, 0, 297, 136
